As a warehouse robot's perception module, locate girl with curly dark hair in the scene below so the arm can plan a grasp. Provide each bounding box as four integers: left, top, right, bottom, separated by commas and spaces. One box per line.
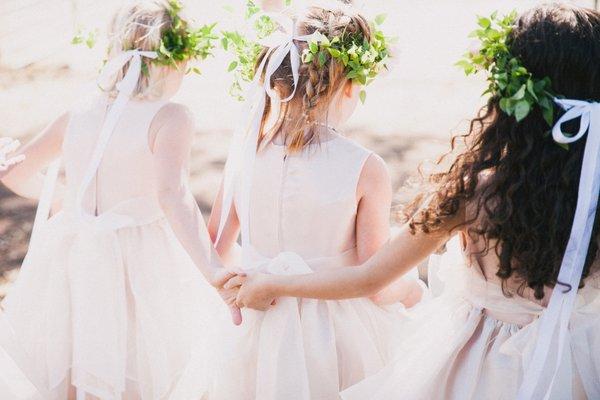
230, 4, 600, 399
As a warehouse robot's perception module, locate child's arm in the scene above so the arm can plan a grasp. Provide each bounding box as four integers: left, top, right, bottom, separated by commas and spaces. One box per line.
356, 153, 424, 306
233, 213, 462, 310
355, 154, 392, 263
207, 182, 241, 264
1, 113, 69, 199
150, 103, 242, 324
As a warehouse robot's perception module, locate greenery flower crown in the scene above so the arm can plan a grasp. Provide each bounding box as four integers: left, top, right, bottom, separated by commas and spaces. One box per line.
152, 0, 217, 73
221, 2, 391, 102
456, 11, 555, 126
302, 13, 390, 103
73, 0, 217, 74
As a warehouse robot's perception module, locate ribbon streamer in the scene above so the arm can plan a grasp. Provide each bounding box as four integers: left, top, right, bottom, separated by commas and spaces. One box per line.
517, 99, 600, 399
216, 14, 315, 256
76, 49, 157, 219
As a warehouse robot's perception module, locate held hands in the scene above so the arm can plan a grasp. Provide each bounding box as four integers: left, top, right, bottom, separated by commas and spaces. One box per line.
223, 272, 278, 312
210, 268, 247, 326
0, 137, 25, 176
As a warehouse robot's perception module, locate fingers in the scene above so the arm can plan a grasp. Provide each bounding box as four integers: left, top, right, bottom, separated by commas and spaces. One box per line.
5, 154, 25, 166
0, 138, 20, 154
211, 269, 237, 288
223, 275, 247, 290
231, 267, 247, 277
229, 305, 243, 326
0, 137, 17, 149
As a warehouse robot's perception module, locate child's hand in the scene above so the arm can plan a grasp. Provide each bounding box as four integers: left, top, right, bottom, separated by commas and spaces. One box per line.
226, 272, 278, 311
0, 137, 25, 176
211, 268, 247, 326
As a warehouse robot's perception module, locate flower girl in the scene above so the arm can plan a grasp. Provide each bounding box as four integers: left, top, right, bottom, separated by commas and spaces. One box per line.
234, 4, 600, 399
0, 1, 236, 399
184, 4, 421, 400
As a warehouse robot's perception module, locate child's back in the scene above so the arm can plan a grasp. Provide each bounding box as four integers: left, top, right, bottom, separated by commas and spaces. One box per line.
1, 97, 221, 399
247, 134, 371, 264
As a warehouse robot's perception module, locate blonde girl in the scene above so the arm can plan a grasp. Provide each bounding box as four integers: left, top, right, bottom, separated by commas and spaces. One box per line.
0, 1, 237, 399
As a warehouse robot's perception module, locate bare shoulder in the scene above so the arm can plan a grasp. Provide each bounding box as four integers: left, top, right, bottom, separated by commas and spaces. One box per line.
357, 152, 392, 199
149, 102, 195, 150
154, 102, 195, 131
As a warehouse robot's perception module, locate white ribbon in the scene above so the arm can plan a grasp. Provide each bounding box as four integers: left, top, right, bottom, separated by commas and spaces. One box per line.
517, 99, 600, 399
216, 15, 314, 259
76, 49, 157, 218
250, 252, 339, 400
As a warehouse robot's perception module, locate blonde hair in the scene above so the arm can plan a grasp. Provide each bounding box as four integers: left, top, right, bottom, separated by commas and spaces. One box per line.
256, 5, 371, 153
103, 0, 175, 99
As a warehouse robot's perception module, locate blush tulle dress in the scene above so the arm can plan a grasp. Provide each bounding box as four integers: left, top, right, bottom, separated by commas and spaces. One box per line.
0, 98, 223, 400
341, 235, 600, 400
174, 134, 410, 400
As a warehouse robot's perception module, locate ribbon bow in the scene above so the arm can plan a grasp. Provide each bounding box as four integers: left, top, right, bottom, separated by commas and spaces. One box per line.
517, 98, 600, 399
216, 15, 314, 257
250, 252, 340, 400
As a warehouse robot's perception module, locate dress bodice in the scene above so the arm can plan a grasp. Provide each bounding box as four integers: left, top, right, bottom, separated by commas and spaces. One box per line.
433, 236, 600, 326
61, 98, 167, 215
238, 134, 372, 266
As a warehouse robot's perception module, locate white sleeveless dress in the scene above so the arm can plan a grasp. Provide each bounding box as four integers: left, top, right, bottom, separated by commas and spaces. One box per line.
341, 236, 600, 400
0, 99, 222, 400
203, 135, 409, 400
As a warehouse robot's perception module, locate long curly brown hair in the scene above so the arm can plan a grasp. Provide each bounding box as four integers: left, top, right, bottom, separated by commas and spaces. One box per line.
407, 4, 600, 300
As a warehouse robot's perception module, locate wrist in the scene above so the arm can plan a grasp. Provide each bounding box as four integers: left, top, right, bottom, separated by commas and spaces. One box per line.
266, 274, 288, 297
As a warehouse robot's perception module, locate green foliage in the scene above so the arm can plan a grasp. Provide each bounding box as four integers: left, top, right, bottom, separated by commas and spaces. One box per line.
153, 0, 218, 73
457, 11, 555, 126
301, 16, 391, 103
71, 0, 216, 75
220, 1, 278, 100
72, 28, 98, 49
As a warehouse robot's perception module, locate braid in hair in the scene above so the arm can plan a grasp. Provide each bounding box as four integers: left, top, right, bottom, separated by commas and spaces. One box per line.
255, 5, 371, 153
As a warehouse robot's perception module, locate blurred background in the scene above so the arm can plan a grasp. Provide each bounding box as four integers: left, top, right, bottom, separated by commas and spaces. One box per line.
0, 0, 597, 297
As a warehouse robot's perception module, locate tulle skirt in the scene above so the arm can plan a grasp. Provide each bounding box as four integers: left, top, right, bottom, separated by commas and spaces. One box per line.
341, 263, 600, 400
0, 210, 224, 400
172, 251, 410, 400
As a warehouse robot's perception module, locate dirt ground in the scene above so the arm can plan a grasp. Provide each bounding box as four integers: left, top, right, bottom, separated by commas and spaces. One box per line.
0, 0, 596, 297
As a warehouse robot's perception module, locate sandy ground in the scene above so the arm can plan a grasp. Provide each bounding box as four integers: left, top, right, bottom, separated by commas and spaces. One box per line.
0, 0, 596, 297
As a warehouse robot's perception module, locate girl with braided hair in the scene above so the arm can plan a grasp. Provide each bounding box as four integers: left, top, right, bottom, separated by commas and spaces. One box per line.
234, 4, 600, 399
174, 4, 421, 400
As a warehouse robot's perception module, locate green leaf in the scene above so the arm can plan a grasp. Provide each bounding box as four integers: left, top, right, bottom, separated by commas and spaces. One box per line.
359, 89, 367, 104
542, 105, 554, 126
328, 48, 341, 58
499, 98, 511, 114
374, 14, 387, 25
477, 16, 491, 29
318, 51, 328, 67
227, 61, 238, 72
510, 84, 526, 100
557, 142, 569, 151
526, 79, 538, 101
309, 41, 319, 54
302, 51, 314, 63
514, 100, 531, 122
